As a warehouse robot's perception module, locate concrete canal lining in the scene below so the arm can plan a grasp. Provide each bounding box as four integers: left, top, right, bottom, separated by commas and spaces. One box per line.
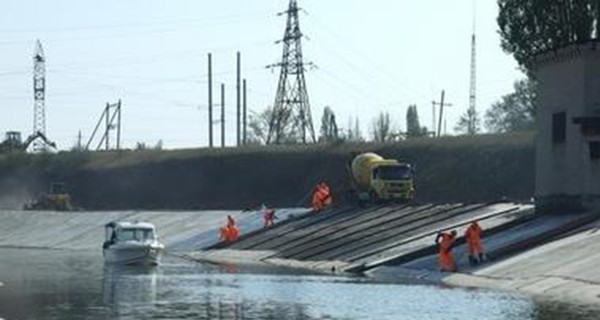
0, 208, 307, 251
191, 202, 600, 306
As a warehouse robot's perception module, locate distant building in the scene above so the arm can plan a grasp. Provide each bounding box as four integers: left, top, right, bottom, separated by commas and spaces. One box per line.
535, 41, 600, 213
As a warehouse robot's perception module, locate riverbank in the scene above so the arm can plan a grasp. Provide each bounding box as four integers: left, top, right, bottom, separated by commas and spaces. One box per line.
0, 132, 534, 210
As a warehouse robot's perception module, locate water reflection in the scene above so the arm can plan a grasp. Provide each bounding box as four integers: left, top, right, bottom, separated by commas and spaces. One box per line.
102, 264, 158, 313
0, 248, 598, 320
531, 301, 600, 320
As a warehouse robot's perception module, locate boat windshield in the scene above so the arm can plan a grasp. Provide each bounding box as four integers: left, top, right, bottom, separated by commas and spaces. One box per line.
118, 228, 155, 242
374, 165, 412, 180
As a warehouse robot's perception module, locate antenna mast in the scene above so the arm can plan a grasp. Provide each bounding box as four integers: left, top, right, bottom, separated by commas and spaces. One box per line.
467, 1, 479, 134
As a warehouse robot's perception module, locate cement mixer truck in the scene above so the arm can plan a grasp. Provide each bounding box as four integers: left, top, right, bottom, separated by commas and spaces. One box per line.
348, 153, 415, 203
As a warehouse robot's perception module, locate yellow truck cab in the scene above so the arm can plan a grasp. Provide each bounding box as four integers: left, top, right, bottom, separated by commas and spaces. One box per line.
350, 153, 415, 203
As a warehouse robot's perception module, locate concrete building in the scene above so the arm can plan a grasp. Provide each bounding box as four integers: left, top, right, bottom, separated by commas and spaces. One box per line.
535, 41, 600, 213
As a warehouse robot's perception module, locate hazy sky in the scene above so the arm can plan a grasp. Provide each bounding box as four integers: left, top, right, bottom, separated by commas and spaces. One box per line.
0, 0, 524, 150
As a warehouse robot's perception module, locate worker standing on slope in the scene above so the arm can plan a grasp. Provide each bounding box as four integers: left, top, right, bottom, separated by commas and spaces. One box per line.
311, 182, 332, 212
220, 215, 240, 243
262, 204, 277, 228
435, 230, 457, 272
464, 221, 485, 265
321, 182, 332, 207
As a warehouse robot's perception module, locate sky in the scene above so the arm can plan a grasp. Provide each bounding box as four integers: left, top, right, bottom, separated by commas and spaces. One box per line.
0, 0, 524, 150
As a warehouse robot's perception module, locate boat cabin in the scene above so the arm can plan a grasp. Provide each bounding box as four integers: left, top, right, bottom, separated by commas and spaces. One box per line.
103, 221, 158, 248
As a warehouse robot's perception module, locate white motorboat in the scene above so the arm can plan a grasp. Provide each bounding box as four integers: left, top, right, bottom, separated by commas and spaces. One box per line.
103, 221, 165, 265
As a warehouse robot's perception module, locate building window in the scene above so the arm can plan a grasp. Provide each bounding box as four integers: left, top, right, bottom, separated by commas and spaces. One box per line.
590, 141, 600, 160
552, 112, 566, 144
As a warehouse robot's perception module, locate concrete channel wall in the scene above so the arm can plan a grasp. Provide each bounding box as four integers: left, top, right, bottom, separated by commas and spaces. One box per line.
0, 208, 307, 252
190, 202, 600, 306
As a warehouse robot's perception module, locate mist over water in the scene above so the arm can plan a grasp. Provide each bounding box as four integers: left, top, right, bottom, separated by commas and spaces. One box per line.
0, 248, 596, 320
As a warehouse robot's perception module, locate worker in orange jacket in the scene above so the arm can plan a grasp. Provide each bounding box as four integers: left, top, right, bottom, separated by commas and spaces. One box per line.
464, 221, 485, 265
320, 182, 332, 206
219, 227, 229, 242
435, 230, 457, 272
311, 182, 332, 212
220, 215, 240, 243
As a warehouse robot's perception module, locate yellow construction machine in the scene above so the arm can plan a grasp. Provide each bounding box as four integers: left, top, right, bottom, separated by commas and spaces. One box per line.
23, 182, 74, 211
348, 152, 415, 203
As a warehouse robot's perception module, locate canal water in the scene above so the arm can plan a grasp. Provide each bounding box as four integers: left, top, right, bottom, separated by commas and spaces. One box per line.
0, 248, 596, 320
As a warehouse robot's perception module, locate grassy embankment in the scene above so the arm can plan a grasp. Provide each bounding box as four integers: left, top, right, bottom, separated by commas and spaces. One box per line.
0, 132, 535, 210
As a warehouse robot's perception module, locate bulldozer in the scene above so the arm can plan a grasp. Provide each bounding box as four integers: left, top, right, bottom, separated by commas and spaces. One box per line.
23, 182, 74, 211
0, 131, 56, 153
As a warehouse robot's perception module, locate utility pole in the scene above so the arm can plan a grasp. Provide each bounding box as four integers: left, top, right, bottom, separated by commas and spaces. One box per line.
221, 83, 225, 148
208, 53, 213, 148
77, 130, 82, 150
105, 103, 110, 150
117, 99, 121, 150
433, 90, 452, 137
86, 100, 122, 151
243, 79, 247, 145
431, 102, 436, 136
236, 51, 241, 147
267, 0, 316, 144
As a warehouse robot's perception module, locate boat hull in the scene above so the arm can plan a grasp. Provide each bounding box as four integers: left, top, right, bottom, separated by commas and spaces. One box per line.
103, 243, 164, 265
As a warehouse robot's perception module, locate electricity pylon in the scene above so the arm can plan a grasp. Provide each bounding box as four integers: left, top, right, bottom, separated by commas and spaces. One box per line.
267, 0, 316, 144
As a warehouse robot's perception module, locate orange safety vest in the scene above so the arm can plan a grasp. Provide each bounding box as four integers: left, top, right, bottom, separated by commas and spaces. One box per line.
465, 223, 484, 255
228, 226, 240, 242
220, 226, 240, 243
320, 184, 332, 205
219, 227, 230, 242
438, 233, 456, 272
312, 183, 332, 212
312, 186, 325, 211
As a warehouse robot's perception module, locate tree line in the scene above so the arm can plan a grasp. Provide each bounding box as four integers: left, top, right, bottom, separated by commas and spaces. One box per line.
245, 74, 536, 145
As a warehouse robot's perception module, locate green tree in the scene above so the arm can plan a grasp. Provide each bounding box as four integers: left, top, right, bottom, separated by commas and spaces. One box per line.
485, 79, 537, 133
455, 108, 481, 135
498, 0, 597, 74
246, 107, 274, 145
371, 111, 393, 142
406, 105, 428, 138
154, 139, 163, 150
135, 142, 148, 150
319, 106, 339, 142
343, 116, 363, 142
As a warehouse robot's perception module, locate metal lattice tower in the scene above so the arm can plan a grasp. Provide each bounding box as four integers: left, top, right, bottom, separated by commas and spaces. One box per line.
267, 0, 316, 144
466, 4, 478, 135
32, 40, 46, 152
